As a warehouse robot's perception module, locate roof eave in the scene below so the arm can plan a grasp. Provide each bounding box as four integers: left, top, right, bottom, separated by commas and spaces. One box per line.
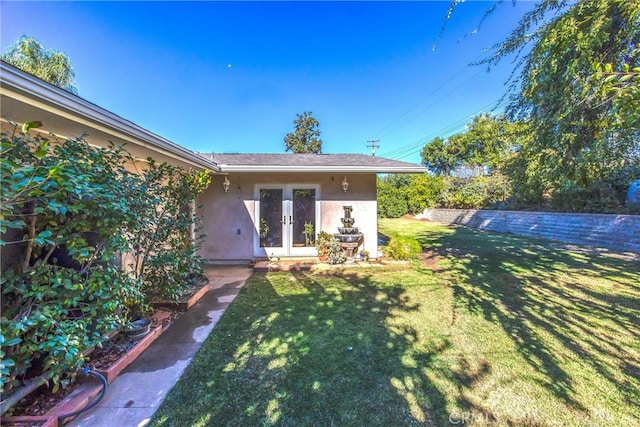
218, 165, 426, 173
0, 61, 220, 172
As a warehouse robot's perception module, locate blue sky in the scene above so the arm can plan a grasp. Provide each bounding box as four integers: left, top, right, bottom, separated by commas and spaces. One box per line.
1, 1, 535, 165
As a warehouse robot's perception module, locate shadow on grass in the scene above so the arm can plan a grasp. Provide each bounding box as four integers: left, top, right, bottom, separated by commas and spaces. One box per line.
149, 268, 470, 426
415, 224, 640, 416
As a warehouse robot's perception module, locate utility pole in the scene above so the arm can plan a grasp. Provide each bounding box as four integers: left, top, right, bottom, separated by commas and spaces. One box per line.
366, 139, 380, 156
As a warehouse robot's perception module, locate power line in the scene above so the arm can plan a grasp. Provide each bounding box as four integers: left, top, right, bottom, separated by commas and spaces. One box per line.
379, 97, 508, 161
392, 98, 509, 160
377, 68, 486, 141
371, 52, 486, 140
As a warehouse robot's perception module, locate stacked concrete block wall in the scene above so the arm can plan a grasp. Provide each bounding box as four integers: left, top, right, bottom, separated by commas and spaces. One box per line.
417, 209, 640, 254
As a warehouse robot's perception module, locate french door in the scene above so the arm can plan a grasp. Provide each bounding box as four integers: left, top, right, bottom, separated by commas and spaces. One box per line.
254, 184, 320, 257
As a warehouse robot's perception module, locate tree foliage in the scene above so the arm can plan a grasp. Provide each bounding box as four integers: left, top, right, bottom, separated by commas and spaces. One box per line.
130, 160, 211, 303
284, 111, 323, 154
0, 128, 141, 394
420, 137, 459, 176
0, 124, 210, 396
377, 176, 408, 218
421, 115, 529, 177
424, 0, 640, 212
406, 174, 447, 214
494, 0, 640, 205
1, 35, 78, 94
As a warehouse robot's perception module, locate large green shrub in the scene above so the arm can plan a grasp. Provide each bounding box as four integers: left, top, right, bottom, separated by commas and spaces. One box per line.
383, 236, 422, 260
128, 161, 211, 303
0, 125, 211, 395
440, 174, 510, 209
377, 176, 408, 218
407, 174, 446, 214
0, 264, 143, 394
0, 129, 144, 393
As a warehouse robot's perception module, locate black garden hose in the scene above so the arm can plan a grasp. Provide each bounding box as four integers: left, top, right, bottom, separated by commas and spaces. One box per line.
57, 367, 108, 423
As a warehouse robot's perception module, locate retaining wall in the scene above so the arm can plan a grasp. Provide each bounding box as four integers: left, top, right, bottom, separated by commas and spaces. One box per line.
416, 209, 640, 254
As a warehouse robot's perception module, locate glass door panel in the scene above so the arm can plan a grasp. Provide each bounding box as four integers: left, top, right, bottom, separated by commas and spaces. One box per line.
292, 189, 316, 248
259, 188, 283, 249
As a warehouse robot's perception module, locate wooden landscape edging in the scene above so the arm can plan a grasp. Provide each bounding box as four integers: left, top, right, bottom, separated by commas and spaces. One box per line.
3, 283, 212, 425
151, 280, 210, 311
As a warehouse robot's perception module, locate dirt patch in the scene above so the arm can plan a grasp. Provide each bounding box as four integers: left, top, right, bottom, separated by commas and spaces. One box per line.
420, 250, 445, 272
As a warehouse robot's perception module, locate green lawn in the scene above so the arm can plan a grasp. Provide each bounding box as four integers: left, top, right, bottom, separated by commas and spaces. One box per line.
150, 218, 640, 426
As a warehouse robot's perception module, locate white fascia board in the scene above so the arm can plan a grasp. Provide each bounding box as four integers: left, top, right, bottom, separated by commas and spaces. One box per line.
0, 62, 219, 172
218, 165, 426, 173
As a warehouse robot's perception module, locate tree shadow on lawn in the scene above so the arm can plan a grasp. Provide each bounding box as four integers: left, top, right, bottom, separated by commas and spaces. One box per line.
418, 225, 640, 417
150, 268, 489, 426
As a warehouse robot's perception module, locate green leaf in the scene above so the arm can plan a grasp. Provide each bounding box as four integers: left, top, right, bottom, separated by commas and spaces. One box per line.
6, 220, 26, 229
4, 338, 22, 347
21, 121, 43, 133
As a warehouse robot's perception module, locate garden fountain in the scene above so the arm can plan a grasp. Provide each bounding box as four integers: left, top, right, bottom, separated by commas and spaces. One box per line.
334, 205, 363, 258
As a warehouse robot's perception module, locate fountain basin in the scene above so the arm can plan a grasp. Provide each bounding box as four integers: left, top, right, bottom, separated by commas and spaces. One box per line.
335, 234, 362, 243
338, 227, 359, 234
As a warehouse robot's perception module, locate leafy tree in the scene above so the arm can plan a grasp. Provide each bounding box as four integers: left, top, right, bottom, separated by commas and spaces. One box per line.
440, 175, 511, 209
1, 35, 77, 94
406, 174, 446, 214
376, 176, 408, 218
452, 115, 524, 171
422, 115, 529, 175
128, 160, 211, 303
284, 111, 323, 154
420, 137, 459, 176
386, 173, 412, 189
438, 0, 640, 212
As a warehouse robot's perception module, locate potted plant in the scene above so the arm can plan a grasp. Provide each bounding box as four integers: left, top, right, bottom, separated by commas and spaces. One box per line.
360, 250, 370, 262
315, 230, 333, 262
326, 237, 347, 265
124, 318, 152, 339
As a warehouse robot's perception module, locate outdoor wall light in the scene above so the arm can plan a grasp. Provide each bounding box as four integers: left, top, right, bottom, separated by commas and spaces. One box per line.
223, 176, 231, 193
341, 176, 349, 192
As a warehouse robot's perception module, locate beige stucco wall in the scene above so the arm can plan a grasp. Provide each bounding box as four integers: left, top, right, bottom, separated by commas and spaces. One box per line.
198, 173, 378, 262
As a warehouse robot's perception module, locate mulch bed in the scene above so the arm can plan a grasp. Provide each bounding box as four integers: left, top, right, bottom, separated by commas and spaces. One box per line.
5, 326, 171, 418
5, 278, 208, 419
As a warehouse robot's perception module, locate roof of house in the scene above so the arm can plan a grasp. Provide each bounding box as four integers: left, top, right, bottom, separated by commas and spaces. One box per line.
201, 153, 425, 173
0, 61, 220, 172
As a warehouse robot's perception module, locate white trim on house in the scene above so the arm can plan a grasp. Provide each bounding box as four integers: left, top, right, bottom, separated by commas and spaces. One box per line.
219, 164, 425, 173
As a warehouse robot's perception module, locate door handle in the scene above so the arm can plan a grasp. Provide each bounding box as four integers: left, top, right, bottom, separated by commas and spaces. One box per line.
281, 216, 286, 224
289, 216, 293, 224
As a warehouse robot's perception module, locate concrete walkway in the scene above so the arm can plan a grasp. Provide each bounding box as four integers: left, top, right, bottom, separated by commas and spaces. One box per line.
68, 265, 252, 427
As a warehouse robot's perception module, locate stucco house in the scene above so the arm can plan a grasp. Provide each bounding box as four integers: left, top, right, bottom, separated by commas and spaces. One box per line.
1, 61, 424, 264
197, 153, 424, 263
